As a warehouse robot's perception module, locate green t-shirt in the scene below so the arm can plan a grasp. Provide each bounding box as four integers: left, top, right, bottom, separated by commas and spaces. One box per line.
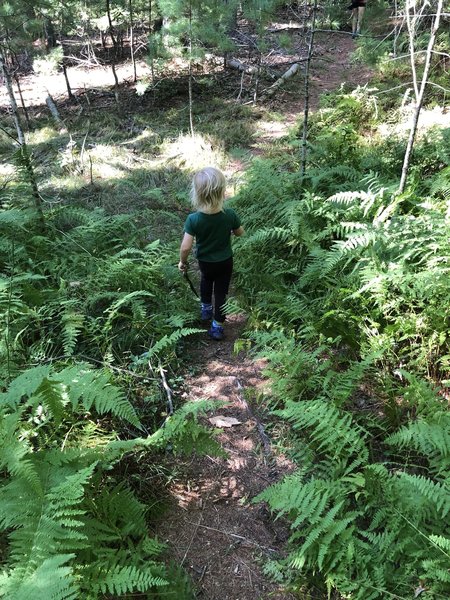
184, 208, 241, 262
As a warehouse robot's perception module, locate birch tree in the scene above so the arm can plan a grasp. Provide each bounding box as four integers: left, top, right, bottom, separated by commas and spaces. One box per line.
398, 0, 444, 193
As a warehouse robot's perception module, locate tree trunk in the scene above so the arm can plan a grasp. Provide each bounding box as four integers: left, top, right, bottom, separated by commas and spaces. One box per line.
14, 74, 31, 130
106, 0, 118, 49
1, 52, 45, 228
188, 0, 194, 135
106, 0, 120, 106
111, 62, 120, 106
263, 62, 302, 97
227, 58, 257, 74
0, 50, 25, 144
129, 0, 137, 82
148, 0, 155, 81
62, 62, 75, 101
398, 0, 444, 194
300, 0, 318, 178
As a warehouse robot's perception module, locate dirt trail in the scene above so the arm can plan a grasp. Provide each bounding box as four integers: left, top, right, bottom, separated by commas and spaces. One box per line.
154, 35, 373, 600
155, 315, 295, 599
251, 32, 373, 147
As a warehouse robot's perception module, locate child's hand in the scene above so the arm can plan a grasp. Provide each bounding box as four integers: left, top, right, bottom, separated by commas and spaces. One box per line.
178, 261, 188, 273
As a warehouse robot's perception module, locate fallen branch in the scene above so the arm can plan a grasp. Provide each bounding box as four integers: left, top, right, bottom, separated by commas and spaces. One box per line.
227, 57, 257, 74
186, 521, 277, 552
262, 61, 302, 97
267, 24, 303, 32
159, 363, 174, 415
45, 90, 68, 132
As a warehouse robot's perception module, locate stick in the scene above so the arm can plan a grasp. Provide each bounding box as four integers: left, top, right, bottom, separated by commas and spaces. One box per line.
159, 363, 174, 415
185, 521, 277, 552
181, 515, 202, 566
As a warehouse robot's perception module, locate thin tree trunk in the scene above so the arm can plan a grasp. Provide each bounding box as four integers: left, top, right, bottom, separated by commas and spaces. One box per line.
62, 62, 75, 100
188, 0, 194, 136
300, 0, 318, 178
129, 0, 137, 82
1, 50, 45, 228
398, 0, 443, 194
405, 0, 419, 100
148, 0, 155, 81
14, 74, 31, 130
45, 90, 67, 132
106, 0, 120, 106
253, 51, 261, 104
111, 62, 120, 106
106, 0, 118, 49
0, 50, 25, 144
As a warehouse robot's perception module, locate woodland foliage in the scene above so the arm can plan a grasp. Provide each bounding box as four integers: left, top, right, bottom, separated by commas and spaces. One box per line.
231, 81, 450, 597
0, 167, 217, 596
1, 0, 449, 597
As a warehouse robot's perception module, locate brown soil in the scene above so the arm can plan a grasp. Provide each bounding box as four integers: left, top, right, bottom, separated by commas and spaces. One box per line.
154, 314, 296, 599
250, 32, 373, 148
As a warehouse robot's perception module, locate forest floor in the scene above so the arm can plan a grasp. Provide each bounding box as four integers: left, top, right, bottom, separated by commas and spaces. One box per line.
152, 33, 373, 600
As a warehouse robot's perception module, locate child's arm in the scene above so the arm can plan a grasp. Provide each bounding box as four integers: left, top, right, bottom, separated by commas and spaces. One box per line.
178, 233, 194, 271
233, 226, 245, 237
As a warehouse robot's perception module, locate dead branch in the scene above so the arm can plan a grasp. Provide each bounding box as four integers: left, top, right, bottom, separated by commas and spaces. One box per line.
45, 91, 68, 132
158, 363, 174, 415
267, 24, 303, 32
227, 58, 257, 74
262, 62, 302, 97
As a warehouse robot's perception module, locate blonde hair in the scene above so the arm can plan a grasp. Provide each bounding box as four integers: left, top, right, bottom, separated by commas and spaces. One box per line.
191, 167, 226, 213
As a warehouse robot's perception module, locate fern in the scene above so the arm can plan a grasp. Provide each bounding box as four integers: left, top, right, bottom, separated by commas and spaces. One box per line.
277, 399, 369, 463
91, 564, 167, 595
143, 327, 203, 362
387, 416, 450, 475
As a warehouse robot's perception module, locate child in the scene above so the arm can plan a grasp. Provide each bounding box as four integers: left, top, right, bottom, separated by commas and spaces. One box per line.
178, 167, 244, 341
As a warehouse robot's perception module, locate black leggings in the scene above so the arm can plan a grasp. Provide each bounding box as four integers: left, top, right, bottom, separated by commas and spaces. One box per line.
198, 257, 233, 322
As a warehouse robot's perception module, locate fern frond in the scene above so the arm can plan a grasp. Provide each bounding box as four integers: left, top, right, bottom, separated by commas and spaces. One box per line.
143, 327, 203, 362
396, 472, 450, 518
387, 417, 450, 474
91, 564, 167, 595
278, 399, 368, 462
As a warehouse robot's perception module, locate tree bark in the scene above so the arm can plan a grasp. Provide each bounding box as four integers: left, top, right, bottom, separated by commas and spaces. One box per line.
0, 52, 45, 228
62, 62, 75, 101
300, 0, 318, 178
106, 0, 118, 49
14, 74, 31, 130
106, 0, 120, 106
227, 58, 257, 74
188, 0, 194, 135
129, 0, 137, 82
148, 0, 155, 82
398, 0, 444, 194
263, 61, 303, 97
0, 50, 25, 144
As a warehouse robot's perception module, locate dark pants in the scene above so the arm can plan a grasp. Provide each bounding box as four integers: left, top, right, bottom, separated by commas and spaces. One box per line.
198, 257, 233, 322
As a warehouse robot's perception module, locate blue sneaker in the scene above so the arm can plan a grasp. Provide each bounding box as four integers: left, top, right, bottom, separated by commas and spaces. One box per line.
201, 303, 213, 321
208, 320, 224, 341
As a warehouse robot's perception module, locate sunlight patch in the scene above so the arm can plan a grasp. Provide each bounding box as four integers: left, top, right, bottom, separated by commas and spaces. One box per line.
161, 133, 225, 172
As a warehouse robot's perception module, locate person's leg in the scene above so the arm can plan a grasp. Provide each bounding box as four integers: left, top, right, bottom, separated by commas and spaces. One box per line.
352, 7, 358, 36
198, 260, 213, 319
357, 6, 365, 34
212, 257, 233, 323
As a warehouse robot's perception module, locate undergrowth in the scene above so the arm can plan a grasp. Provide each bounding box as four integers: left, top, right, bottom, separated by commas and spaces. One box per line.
231, 82, 450, 598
